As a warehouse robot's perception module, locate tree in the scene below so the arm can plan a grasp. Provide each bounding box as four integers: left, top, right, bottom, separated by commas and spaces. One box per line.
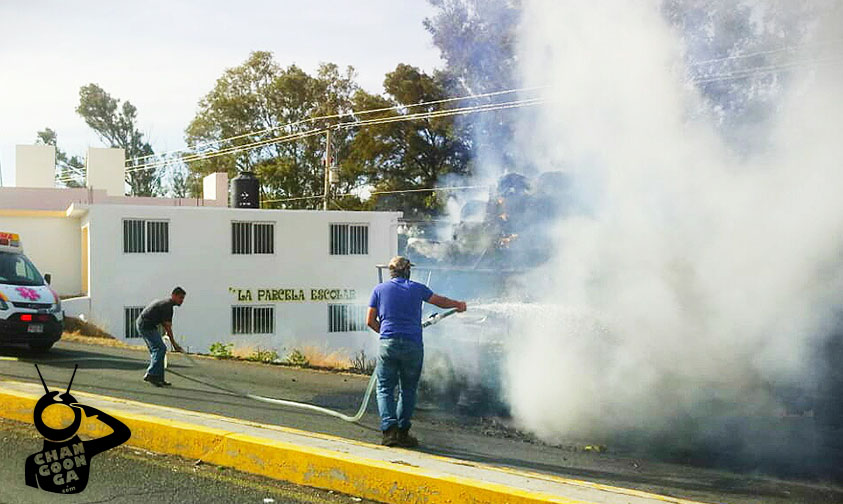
76, 84, 160, 196
424, 0, 520, 94
347, 64, 471, 217
168, 162, 189, 198
34, 128, 85, 187
424, 0, 522, 168
185, 51, 360, 208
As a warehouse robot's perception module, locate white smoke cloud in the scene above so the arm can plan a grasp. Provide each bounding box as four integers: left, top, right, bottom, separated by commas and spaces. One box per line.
504, 0, 843, 443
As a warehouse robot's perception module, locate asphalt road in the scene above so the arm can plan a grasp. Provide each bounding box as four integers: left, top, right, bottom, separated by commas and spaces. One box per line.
0, 417, 375, 504
1, 340, 842, 504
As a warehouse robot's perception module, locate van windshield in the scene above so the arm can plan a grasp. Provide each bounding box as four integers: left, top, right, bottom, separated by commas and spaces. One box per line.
0, 251, 45, 286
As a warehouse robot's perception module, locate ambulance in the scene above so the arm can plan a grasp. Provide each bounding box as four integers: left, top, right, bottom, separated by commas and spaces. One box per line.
0, 232, 63, 352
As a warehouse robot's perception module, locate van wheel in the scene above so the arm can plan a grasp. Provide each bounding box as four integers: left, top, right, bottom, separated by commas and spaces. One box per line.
29, 343, 53, 353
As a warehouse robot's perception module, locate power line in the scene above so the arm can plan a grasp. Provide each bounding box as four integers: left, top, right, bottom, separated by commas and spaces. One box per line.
691, 55, 843, 84
60, 52, 842, 184
688, 38, 843, 66
260, 184, 489, 206
108, 97, 543, 176
119, 97, 541, 174
126, 85, 548, 165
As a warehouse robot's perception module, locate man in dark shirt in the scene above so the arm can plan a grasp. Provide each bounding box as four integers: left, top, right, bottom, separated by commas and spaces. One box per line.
367, 256, 466, 447
136, 287, 186, 386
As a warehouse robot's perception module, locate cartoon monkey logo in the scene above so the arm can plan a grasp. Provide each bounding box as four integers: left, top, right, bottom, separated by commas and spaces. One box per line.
24, 364, 131, 494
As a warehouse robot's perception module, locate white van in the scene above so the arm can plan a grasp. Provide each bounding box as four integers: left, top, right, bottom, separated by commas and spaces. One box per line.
0, 232, 63, 352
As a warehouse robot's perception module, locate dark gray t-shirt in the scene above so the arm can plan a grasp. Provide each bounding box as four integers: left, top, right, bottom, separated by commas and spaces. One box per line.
137, 298, 175, 330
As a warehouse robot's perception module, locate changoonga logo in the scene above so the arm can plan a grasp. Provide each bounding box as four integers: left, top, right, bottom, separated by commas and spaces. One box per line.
24, 364, 131, 494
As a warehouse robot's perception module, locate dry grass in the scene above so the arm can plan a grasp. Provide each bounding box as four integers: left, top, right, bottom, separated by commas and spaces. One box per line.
297, 345, 350, 369
230, 345, 257, 359
61, 332, 142, 350
57, 325, 360, 373
63, 316, 113, 339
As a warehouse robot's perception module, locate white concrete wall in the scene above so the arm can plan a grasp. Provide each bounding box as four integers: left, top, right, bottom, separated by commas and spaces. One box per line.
86, 148, 125, 196
203, 173, 228, 203
0, 185, 225, 212
62, 296, 90, 318
85, 205, 401, 358
0, 214, 82, 296
15, 145, 55, 188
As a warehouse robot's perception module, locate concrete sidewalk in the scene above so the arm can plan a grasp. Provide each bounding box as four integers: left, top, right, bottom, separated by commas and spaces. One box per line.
0, 379, 709, 504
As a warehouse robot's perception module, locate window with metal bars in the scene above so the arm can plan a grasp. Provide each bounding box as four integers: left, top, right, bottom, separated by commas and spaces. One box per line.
232, 221, 274, 254
123, 219, 169, 253
253, 306, 274, 333
232, 305, 274, 334
146, 221, 169, 253
327, 304, 368, 333
124, 306, 144, 338
329, 224, 368, 255
254, 223, 274, 254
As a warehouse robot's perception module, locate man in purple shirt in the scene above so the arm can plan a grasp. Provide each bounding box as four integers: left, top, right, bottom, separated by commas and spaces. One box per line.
367, 256, 466, 447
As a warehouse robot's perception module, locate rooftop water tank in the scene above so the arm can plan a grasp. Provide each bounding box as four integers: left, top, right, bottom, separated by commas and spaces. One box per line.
230, 171, 260, 208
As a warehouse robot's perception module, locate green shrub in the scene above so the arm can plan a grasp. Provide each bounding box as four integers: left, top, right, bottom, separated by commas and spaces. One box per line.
284, 348, 310, 367
349, 349, 376, 375
247, 348, 279, 363
209, 342, 233, 359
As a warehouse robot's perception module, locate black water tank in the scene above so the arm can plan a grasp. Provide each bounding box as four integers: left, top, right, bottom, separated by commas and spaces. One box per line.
230, 171, 260, 208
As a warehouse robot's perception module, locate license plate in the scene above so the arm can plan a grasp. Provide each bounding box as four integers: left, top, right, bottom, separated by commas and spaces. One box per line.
27, 324, 44, 333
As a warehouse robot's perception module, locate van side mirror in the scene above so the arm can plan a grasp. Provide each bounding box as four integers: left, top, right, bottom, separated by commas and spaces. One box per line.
44, 273, 51, 285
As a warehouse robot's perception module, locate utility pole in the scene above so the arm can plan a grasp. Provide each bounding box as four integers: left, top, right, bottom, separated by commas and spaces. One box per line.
323, 129, 332, 210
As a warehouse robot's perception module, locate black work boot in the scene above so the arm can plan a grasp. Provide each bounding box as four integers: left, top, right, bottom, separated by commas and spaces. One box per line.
397, 427, 419, 448
381, 425, 400, 447
143, 375, 163, 387
144, 374, 171, 387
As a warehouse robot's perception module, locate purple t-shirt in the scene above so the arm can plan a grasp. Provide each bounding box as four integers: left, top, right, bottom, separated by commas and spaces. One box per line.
368, 278, 434, 343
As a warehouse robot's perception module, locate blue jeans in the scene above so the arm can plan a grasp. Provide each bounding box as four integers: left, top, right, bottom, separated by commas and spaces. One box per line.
137, 321, 166, 379
376, 338, 424, 432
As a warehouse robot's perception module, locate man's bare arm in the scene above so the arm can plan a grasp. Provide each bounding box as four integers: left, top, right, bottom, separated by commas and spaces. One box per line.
367, 307, 380, 333
162, 322, 183, 352
427, 294, 467, 312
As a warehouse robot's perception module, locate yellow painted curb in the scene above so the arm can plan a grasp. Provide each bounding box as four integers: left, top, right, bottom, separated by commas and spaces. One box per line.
0, 383, 708, 504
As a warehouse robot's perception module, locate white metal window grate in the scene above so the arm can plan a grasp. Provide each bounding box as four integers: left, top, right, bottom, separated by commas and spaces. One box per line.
253, 223, 274, 254
232, 222, 274, 254
253, 306, 274, 333
146, 221, 169, 253
123, 219, 169, 253
124, 306, 144, 338
327, 304, 368, 333
123, 219, 145, 253
232, 305, 274, 334
232, 222, 252, 254
330, 224, 368, 255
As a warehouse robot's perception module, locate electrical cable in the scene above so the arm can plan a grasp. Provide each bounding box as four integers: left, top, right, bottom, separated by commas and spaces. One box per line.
261, 185, 489, 205
116, 97, 543, 175
688, 38, 843, 66
691, 55, 843, 84
125, 86, 548, 165
57, 98, 539, 183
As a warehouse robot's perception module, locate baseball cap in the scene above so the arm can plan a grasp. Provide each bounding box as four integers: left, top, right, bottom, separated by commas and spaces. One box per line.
388, 256, 414, 271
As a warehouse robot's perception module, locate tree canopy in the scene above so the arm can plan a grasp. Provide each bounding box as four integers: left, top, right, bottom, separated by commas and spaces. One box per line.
185, 52, 358, 207
77, 83, 160, 196
34, 128, 85, 188
424, 0, 522, 166
348, 64, 471, 217
183, 52, 470, 214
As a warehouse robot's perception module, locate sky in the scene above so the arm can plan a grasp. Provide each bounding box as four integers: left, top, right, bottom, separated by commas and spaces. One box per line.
0, 0, 443, 185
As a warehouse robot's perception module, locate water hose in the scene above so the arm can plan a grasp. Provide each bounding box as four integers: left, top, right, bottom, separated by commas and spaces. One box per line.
11, 308, 460, 424
173, 308, 459, 422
